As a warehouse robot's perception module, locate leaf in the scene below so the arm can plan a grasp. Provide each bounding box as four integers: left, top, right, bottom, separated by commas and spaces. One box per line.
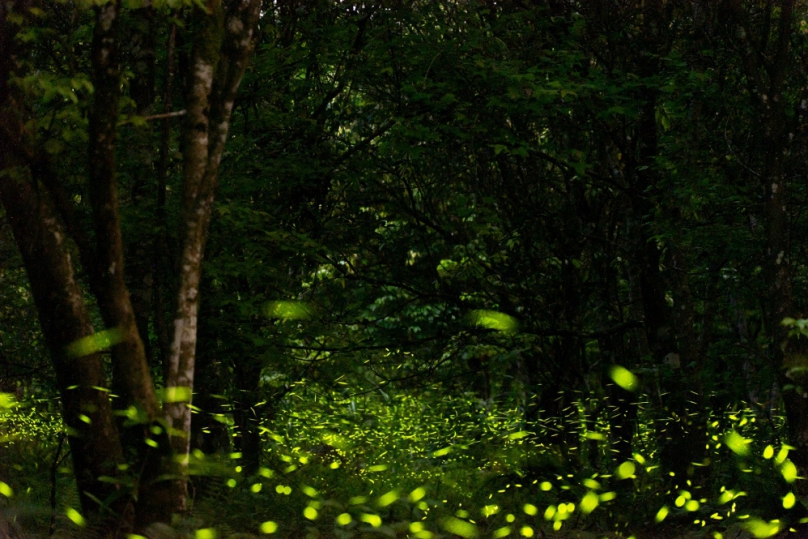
655, 506, 669, 523
260, 521, 278, 534
609, 365, 638, 392
264, 301, 313, 320
0, 482, 13, 497
195, 529, 216, 539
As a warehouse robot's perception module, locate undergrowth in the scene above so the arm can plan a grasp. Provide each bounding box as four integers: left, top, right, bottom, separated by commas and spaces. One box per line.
0, 389, 801, 539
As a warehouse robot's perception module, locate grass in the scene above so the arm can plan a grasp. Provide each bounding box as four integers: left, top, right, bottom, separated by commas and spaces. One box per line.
0, 388, 802, 539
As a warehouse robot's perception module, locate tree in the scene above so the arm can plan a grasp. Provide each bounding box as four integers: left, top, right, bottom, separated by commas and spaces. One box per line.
0, 0, 260, 532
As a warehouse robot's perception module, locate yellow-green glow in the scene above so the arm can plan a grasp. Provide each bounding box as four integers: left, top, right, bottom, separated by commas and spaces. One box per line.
468, 310, 518, 332
609, 365, 638, 392
66, 327, 125, 358
66, 507, 86, 527
440, 517, 478, 538
724, 430, 751, 456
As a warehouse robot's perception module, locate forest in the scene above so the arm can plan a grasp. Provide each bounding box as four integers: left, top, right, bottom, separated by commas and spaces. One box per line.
3, 0, 808, 538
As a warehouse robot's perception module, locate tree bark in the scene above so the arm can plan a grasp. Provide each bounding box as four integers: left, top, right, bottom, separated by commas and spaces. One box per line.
163, 0, 262, 513
0, 161, 131, 535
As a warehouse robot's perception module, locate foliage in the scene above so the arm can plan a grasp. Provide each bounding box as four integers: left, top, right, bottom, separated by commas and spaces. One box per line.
6, 0, 808, 537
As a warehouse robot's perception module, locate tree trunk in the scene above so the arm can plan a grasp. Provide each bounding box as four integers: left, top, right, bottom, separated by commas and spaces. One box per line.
0, 166, 131, 535
163, 0, 262, 513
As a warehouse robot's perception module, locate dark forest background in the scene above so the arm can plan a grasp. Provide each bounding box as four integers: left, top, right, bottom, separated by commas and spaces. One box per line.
3, 1, 808, 538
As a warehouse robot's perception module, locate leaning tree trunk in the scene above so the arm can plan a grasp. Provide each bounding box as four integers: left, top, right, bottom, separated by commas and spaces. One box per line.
0, 142, 130, 535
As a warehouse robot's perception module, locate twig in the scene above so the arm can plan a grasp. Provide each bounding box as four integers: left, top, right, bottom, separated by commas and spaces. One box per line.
117, 109, 186, 126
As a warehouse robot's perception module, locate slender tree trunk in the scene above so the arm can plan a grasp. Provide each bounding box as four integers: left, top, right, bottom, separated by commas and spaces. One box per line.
163, 0, 262, 513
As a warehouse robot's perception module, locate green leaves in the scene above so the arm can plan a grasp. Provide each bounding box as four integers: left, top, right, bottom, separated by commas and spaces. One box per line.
264, 301, 314, 320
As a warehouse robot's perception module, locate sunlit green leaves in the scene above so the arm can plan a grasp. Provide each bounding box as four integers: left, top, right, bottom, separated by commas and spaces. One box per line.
468, 310, 518, 332
260, 521, 278, 534
303, 507, 318, 520
655, 506, 669, 523
609, 365, 638, 392
336, 514, 352, 526
0, 482, 13, 497
66, 327, 125, 358
264, 301, 313, 320
783, 492, 796, 509
195, 529, 216, 539
763, 445, 774, 459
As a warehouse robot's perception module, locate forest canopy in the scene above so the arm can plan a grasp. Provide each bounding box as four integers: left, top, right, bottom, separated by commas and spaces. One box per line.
2, 1, 808, 538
